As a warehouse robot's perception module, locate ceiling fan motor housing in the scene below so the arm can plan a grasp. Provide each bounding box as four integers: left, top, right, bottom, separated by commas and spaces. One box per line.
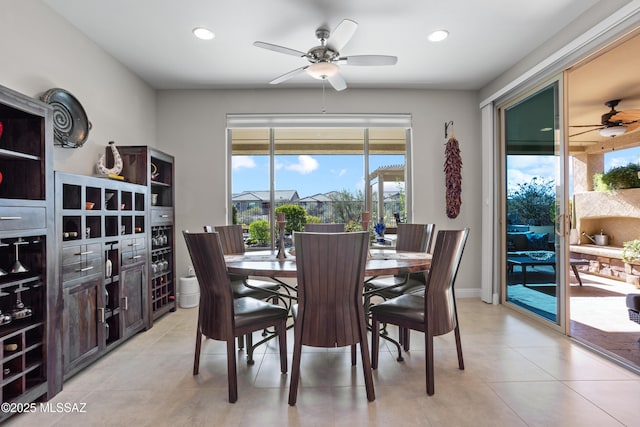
602, 99, 621, 126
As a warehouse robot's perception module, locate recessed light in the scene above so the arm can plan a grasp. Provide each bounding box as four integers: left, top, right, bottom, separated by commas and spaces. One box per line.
193, 27, 215, 40
428, 30, 449, 42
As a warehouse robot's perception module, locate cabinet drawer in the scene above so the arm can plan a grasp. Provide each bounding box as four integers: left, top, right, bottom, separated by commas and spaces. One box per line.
121, 251, 147, 267
61, 244, 102, 266
62, 256, 103, 282
151, 208, 173, 224
0, 206, 46, 231
122, 237, 146, 252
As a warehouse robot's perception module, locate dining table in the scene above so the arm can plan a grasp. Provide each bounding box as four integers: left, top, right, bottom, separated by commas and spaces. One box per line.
224, 248, 432, 279
224, 247, 432, 363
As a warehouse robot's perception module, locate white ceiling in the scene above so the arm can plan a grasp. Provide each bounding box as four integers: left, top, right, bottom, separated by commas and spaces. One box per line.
43, 0, 601, 91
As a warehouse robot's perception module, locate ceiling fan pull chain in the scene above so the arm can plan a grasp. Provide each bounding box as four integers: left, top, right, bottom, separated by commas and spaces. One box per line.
322, 79, 327, 114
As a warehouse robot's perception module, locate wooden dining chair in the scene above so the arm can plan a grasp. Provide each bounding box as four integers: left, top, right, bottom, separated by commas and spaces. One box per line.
370, 228, 469, 396
366, 223, 435, 299
365, 223, 434, 351
204, 225, 283, 359
303, 223, 346, 232
183, 230, 288, 403
288, 231, 374, 405
207, 225, 280, 299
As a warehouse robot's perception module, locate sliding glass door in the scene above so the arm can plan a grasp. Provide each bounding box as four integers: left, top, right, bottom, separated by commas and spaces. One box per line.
502, 80, 568, 327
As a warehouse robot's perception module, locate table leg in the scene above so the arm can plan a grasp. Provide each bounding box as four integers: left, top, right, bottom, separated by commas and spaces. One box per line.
571, 264, 583, 286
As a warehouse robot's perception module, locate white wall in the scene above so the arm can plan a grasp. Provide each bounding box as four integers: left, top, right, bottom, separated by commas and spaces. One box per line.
0, 0, 157, 175
1, 1, 483, 297
156, 88, 483, 295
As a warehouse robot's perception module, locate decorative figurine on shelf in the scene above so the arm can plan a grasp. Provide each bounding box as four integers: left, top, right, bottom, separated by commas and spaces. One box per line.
96, 140, 124, 178
374, 219, 386, 243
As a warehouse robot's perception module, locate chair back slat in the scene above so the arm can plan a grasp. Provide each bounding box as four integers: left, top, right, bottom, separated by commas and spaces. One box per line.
212, 224, 246, 254
303, 223, 346, 233
183, 231, 235, 340
395, 223, 435, 252
294, 231, 369, 347
424, 229, 469, 336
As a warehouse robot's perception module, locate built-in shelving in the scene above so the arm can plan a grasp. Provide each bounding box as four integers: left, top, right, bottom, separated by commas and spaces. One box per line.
55, 172, 148, 379
0, 84, 58, 422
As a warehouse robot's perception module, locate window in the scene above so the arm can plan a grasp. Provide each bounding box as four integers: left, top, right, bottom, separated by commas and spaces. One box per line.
227, 114, 411, 248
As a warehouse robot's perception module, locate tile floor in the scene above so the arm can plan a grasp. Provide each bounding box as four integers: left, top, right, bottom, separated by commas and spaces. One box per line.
6, 299, 640, 427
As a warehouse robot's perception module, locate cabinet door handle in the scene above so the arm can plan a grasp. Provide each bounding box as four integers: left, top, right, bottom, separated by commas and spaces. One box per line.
129, 243, 141, 247
74, 251, 94, 255
130, 255, 142, 260
75, 266, 94, 272
160, 215, 169, 218
122, 296, 128, 310
98, 307, 105, 323
0, 216, 22, 220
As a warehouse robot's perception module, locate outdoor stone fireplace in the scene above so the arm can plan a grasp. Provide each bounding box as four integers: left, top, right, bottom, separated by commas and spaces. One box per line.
572, 188, 640, 286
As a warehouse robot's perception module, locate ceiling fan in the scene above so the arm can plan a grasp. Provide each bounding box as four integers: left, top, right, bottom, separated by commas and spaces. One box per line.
253, 19, 397, 91
569, 99, 640, 137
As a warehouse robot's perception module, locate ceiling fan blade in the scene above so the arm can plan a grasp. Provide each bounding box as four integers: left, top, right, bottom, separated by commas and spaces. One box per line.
339, 55, 398, 66
625, 121, 640, 133
269, 66, 308, 85
253, 41, 307, 58
569, 127, 603, 137
610, 110, 640, 123
327, 72, 347, 91
326, 19, 358, 52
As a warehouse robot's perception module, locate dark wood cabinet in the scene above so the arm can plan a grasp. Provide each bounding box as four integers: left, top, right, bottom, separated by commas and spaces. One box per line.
112, 146, 176, 324
61, 276, 103, 377
0, 84, 59, 421
55, 172, 149, 379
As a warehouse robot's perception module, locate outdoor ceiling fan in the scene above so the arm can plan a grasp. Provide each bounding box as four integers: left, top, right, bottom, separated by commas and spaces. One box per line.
569, 99, 640, 137
253, 19, 397, 91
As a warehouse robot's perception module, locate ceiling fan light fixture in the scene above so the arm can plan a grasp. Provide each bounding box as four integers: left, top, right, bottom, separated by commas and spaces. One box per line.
428, 30, 449, 42
192, 27, 215, 40
599, 125, 626, 137
306, 62, 339, 80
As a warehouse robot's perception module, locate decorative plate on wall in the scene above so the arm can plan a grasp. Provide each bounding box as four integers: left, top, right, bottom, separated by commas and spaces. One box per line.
41, 88, 91, 148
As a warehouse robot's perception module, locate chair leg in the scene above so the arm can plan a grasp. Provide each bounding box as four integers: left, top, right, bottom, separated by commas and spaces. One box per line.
371, 317, 379, 369
351, 345, 357, 366
402, 327, 410, 351
237, 335, 244, 350
193, 328, 202, 375
278, 319, 288, 374
454, 324, 464, 370
358, 318, 375, 401
288, 332, 303, 405
226, 339, 238, 403
245, 332, 254, 365
426, 329, 434, 396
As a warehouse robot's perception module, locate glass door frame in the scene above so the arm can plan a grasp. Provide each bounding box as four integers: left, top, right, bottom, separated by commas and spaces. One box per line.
497, 75, 570, 334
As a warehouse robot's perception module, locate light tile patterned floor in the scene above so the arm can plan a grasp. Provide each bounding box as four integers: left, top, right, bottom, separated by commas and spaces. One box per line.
6, 299, 640, 426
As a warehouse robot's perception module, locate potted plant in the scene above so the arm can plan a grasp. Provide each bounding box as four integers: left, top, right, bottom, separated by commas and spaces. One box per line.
622, 239, 640, 264
594, 163, 640, 191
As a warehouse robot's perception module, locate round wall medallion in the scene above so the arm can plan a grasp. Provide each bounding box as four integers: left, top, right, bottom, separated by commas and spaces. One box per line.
41, 88, 91, 148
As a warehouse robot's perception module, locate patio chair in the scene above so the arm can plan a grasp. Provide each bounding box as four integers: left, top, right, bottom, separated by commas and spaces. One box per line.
183, 230, 288, 403
370, 228, 469, 396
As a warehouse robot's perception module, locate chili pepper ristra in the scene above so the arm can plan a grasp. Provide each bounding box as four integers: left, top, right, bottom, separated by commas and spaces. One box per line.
444, 135, 462, 219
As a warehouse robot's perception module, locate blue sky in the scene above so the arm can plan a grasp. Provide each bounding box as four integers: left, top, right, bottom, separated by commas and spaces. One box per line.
232, 154, 405, 197
233, 146, 640, 198
507, 146, 640, 193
